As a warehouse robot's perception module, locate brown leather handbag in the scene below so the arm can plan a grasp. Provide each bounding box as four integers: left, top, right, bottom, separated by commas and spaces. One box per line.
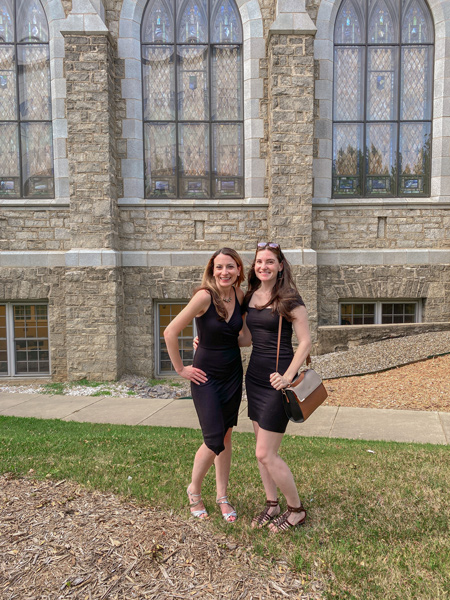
276, 316, 328, 423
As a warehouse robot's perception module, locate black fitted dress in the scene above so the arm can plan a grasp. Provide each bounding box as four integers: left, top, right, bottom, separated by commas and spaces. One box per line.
245, 297, 304, 434
191, 290, 243, 455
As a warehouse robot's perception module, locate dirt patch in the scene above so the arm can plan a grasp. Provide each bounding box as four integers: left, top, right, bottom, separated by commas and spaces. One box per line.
0, 475, 326, 600
323, 354, 450, 412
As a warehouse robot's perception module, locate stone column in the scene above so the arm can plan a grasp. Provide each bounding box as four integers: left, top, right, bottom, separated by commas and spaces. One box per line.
61, 16, 123, 381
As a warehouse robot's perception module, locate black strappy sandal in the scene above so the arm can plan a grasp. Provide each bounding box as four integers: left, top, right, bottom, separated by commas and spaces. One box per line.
269, 503, 306, 532
251, 498, 280, 528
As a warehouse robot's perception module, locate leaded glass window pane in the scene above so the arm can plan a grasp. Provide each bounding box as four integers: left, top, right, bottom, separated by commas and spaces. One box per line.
0, 2, 14, 43
142, 0, 173, 43
401, 46, 431, 120
179, 123, 209, 197
332, 0, 433, 198
177, 45, 208, 120
211, 45, 242, 120
334, 0, 363, 44
368, 0, 397, 44
16, 0, 48, 43
212, 123, 243, 197
20, 122, 54, 198
366, 123, 397, 195
399, 122, 430, 194
367, 47, 398, 121
211, 0, 242, 43
178, 0, 207, 44
0, 122, 19, 196
402, 0, 430, 43
142, 0, 243, 199
0, 0, 53, 199
143, 46, 175, 120
0, 45, 17, 119
333, 124, 362, 196
144, 122, 176, 198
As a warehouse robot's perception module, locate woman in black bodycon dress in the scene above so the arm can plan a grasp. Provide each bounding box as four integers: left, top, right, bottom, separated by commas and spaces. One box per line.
240, 242, 312, 532
164, 248, 244, 522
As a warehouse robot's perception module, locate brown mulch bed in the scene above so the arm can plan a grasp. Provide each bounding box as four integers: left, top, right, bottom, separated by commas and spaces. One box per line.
323, 353, 450, 412
0, 475, 325, 600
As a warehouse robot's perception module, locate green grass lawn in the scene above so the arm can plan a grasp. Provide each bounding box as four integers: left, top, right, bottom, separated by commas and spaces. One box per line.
1, 415, 448, 600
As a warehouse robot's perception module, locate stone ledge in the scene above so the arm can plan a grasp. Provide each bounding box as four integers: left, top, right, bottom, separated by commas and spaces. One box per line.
317, 249, 450, 266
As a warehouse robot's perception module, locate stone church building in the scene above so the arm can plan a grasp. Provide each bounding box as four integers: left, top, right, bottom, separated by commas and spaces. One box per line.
0, 0, 449, 381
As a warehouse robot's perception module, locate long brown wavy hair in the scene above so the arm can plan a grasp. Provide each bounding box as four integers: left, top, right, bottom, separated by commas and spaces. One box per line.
195, 248, 245, 321
245, 244, 303, 321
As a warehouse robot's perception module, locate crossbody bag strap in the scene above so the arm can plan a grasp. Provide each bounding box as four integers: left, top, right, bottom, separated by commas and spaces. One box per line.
276, 314, 312, 373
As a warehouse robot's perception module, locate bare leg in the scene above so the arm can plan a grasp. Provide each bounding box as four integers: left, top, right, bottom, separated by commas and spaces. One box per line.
214, 428, 236, 521
188, 442, 216, 516
253, 426, 305, 528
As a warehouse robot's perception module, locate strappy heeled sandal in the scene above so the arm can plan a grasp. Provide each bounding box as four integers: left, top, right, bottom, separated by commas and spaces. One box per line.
251, 498, 280, 529
187, 486, 208, 519
269, 503, 306, 532
216, 496, 237, 523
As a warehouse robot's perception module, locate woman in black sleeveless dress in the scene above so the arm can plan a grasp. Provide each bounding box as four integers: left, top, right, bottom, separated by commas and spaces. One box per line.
164, 248, 244, 522
241, 242, 312, 532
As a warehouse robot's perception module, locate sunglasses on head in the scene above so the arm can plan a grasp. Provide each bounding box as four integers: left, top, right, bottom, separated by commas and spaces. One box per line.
256, 242, 280, 250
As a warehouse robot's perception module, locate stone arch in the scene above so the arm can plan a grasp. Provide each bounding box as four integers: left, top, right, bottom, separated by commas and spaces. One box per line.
313, 0, 449, 205
118, 0, 266, 205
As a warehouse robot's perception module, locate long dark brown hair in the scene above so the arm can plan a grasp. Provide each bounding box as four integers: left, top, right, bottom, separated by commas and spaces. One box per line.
245, 244, 303, 321
195, 248, 245, 321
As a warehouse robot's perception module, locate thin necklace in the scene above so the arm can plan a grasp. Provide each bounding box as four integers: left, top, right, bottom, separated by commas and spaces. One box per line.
222, 295, 232, 303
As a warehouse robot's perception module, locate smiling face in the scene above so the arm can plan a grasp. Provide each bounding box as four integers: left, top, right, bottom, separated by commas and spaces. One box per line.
213, 253, 241, 291
254, 248, 283, 285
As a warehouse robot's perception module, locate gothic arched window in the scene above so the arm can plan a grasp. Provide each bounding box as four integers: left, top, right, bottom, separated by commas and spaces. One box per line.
142, 0, 243, 199
0, 0, 54, 199
333, 0, 433, 198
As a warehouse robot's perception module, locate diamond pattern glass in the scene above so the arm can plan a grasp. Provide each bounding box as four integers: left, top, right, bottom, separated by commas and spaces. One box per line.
402, 0, 429, 43
211, 46, 241, 120
178, 123, 209, 197
333, 124, 362, 176
18, 45, 51, 120
211, 0, 242, 43
212, 123, 243, 197
177, 45, 208, 120
399, 122, 430, 194
366, 123, 396, 195
368, 0, 396, 44
367, 47, 397, 121
334, 47, 363, 121
144, 123, 176, 198
0, 45, 17, 120
143, 46, 175, 120
178, 0, 207, 44
20, 122, 54, 198
0, 1, 14, 42
334, 0, 363, 44
0, 122, 19, 197
401, 46, 431, 120
16, 0, 48, 43
142, 0, 173, 43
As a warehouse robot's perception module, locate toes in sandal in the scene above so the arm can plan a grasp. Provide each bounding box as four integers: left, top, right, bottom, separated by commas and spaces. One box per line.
216, 496, 237, 523
187, 485, 208, 519
251, 498, 280, 529
270, 503, 306, 532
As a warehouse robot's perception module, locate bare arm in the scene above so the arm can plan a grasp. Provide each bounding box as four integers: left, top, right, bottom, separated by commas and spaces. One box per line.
270, 305, 312, 390
163, 290, 210, 384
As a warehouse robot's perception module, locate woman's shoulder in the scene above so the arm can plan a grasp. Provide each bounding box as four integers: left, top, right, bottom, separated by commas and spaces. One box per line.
235, 287, 245, 304
191, 288, 212, 310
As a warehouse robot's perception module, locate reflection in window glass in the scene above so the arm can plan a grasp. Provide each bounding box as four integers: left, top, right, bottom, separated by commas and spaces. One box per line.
13, 304, 49, 374
332, 0, 433, 198
157, 302, 194, 374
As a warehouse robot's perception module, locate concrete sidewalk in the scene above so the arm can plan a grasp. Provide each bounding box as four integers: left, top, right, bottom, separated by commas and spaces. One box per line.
0, 392, 449, 445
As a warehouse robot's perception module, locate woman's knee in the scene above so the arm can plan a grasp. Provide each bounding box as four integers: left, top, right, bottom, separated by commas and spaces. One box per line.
255, 446, 273, 466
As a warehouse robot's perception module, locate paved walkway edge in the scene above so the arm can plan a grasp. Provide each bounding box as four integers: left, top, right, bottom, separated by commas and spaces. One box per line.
0, 392, 448, 445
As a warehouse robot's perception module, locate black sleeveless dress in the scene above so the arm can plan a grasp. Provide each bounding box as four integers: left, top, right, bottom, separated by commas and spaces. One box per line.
191, 290, 243, 455
245, 298, 304, 434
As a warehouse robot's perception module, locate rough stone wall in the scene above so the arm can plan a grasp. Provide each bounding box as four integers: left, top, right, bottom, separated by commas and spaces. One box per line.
313, 209, 450, 249
119, 209, 267, 251
63, 33, 119, 250
317, 265, 450, 326
0, 268, 67, 380
267, 33, 315, 248
0, 211, 71, 251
